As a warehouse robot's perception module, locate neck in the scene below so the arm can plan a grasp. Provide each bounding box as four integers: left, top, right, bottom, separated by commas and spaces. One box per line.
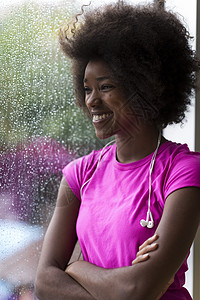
115, 126, 165, 164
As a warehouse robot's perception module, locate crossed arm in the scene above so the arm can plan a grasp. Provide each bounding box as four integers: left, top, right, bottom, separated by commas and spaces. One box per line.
35, 177, 200, 300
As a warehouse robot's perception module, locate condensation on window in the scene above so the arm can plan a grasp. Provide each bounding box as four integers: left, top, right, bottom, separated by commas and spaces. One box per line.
0, 0, 108, 298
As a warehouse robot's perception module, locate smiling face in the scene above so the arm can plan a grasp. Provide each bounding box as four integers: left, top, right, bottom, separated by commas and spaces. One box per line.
84, 59, 140, 139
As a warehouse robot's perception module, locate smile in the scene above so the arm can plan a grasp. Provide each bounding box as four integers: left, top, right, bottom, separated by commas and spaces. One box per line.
92, 113, 113, 122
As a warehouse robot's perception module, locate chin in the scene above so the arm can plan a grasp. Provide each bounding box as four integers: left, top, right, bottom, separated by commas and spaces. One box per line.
95, 130, 115, 140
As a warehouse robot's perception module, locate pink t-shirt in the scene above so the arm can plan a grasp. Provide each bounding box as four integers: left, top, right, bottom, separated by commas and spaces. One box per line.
63, 140, 200, 299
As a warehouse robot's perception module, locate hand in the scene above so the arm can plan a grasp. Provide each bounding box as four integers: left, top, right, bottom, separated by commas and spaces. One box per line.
65, 263, 73, 273
132, 233, 174, 299
132, 233, 159, 265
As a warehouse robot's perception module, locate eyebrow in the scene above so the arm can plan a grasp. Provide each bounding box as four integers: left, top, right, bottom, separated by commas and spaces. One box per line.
83, 76, 111, 83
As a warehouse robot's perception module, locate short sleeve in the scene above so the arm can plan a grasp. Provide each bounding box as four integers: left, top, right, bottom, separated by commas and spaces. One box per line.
62, 150, 99, 200
164, 151, 200, 199
62, 158, 83, 200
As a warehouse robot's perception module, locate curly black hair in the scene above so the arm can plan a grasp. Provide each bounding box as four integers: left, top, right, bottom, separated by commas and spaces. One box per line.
59, 2, 199, 128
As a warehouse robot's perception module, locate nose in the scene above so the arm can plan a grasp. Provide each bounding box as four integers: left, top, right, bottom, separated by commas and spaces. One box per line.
85, 89, 102, 108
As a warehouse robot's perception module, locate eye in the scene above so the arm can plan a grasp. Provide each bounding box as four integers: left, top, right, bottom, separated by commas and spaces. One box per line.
84, 86, 92, 94
101, 84, 114, 91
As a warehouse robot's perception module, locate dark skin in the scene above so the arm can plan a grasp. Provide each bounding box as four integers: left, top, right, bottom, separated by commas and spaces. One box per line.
35, 178, 160, 300
35, 177, 200, 300
35, 60, 200, 299
65, 187, 200, 300
35, 179, 94, 300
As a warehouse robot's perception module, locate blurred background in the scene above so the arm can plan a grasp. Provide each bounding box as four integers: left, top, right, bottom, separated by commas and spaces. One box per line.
0, 0, 199, 299
0, 0, 107, 298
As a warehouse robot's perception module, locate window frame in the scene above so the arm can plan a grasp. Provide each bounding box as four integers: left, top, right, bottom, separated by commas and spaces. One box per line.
194, 0, 200, 299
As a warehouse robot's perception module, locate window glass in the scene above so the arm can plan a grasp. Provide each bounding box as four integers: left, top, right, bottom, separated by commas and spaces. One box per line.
0, 1, 108, 298
5, 1, 198, 299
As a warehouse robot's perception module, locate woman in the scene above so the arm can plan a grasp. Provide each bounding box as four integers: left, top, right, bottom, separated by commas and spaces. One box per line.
35, 2, 200, 299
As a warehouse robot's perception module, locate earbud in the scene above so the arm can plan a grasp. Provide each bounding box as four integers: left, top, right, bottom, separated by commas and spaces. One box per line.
140, 219, 154, 228
147, 220, 154, 228
140, 219, 148, 227
140, 210, 154, 228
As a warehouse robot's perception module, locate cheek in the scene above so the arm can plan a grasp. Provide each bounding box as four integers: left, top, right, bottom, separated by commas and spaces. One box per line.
118, 106, 138, 126
108, 97, 126, 112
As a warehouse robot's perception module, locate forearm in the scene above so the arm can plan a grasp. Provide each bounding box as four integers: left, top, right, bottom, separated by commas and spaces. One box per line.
67, 188, 200, 300
65, 235, 161, 300
66, 261, 134, 300
66, 260, 173, 300
35, 265, 95, 300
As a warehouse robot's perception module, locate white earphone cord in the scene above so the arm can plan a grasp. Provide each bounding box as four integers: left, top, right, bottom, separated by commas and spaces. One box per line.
140, 131, 161, 228
80, 132, 161, 229
80, 139, 115, 198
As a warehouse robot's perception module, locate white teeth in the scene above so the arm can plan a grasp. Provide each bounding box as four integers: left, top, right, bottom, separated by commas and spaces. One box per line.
93, 113, 112, 122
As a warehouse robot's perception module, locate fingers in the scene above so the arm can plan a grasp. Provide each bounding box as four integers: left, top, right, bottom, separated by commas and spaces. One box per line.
136, 241, 158, 258
132, 234, 159, 265
138, 233, 159, 251
132, 253, 149, 265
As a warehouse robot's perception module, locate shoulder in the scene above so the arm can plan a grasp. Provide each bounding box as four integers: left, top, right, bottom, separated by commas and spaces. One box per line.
63, 144, 114, 175
62, 144, 115, 199
161, 140, 200, 197
164, 140, 200, 169
159, 140, 200, 166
